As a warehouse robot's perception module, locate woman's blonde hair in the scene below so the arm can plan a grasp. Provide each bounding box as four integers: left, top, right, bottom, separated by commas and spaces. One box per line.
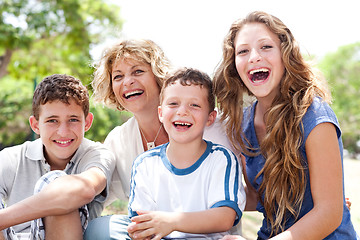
213, 11, 330, 235
91, 39, 171, 110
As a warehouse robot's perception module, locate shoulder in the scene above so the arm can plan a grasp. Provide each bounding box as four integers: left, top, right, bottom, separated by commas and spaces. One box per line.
302, 97, 341, 141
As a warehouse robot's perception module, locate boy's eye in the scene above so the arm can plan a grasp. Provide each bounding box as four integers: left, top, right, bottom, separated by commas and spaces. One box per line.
46, 119, 57, 123
69, 118, 80, 122
168, 102, 178, 106
191, 103, 200, 108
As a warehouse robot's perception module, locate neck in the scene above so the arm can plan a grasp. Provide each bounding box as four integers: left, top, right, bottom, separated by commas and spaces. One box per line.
135, 111, 168, 149
166, 138, 207, 169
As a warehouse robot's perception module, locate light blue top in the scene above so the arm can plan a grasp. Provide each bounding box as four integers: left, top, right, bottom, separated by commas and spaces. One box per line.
242, 97, 358, 239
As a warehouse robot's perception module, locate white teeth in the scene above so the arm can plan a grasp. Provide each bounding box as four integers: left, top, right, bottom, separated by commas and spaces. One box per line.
55, 140, 71, 144
125, 90, 143, 98
249, 68, 269, 75
174, 122, 191, 126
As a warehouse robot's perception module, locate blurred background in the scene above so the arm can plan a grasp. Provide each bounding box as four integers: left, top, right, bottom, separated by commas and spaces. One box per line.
1, 0, 359, 237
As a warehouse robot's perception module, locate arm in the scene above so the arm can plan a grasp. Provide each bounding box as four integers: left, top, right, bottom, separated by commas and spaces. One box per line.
240, 154, 258, 211
271, 122, 343, 239
0, 167, 106, 231
128, 207, 237, 240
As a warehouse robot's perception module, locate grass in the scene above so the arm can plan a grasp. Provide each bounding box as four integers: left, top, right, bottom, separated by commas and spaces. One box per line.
103, 158, 360, 239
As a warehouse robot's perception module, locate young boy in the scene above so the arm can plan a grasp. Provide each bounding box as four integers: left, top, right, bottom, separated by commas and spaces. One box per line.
0, 74, 115, 240
127, 68, 246, 239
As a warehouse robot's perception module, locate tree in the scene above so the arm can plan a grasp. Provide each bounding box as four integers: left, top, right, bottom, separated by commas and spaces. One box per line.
0, 0, 122, 82
0, 0, 124, 148
318, 42, 360, 153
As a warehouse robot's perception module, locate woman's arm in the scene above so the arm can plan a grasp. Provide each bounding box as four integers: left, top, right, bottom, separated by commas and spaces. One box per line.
271, 122, 343, 239
240, 155, 258, 211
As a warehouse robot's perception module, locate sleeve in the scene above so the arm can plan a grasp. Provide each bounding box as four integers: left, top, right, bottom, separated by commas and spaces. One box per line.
0, 147, 19, 201
208, 147, 246, 225
77, 141, 116, 202
128, 155, 157, 217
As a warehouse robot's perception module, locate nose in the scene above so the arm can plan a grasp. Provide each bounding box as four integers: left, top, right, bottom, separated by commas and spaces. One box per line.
249, 48, 262, 63
123, 75, 135, 86
176, 104, 189, 116
57, 122, 71, 136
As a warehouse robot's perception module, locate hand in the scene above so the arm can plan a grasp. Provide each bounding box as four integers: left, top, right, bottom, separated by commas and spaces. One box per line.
220, 235, 247, 240
346, 197, 351, 210
127, 210, 177, 240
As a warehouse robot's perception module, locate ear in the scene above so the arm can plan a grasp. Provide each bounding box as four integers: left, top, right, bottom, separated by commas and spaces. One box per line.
158, 106, 163, 123
84, 112, 94, 132
206, 110, 217, 127
29, 116, 40, 135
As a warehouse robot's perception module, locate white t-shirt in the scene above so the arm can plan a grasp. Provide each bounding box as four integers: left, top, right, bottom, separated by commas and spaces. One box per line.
128, 141, 246, 239
105, 116, 241, 203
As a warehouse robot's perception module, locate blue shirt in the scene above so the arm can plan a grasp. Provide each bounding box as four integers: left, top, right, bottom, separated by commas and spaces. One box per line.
242, 97, 358, 239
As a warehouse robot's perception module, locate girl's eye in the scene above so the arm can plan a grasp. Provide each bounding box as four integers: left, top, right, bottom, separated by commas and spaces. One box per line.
237, 49, 248, 55
262, 45, 273, 50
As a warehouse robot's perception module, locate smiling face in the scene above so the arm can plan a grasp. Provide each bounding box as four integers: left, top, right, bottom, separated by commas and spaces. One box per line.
158, 80, 216, 145
111, 58, 161, 115
29, 100, 93, 170
234, 22, 285, 104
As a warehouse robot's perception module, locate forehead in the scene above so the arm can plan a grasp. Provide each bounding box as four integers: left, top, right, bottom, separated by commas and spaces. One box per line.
112, 58, 148, 71
164, 81, 207, 98
38, 100, 84, 118
235, 22, 279, 44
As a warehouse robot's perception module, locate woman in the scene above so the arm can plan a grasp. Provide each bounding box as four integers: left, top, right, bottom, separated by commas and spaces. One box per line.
84, 39, 241, 239
213, 11, 358, 239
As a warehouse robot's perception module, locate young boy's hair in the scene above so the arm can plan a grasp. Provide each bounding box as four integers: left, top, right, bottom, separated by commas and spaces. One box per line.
32, 74, 89, 120
160, 68, 215, 113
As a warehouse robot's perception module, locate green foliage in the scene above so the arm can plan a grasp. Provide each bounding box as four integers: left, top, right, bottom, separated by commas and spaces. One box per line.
318, 42, 360, 153
87, 103, 132, 143
0, 0, 122, 83
0, 76, 33, 148
0, 0, 124, 147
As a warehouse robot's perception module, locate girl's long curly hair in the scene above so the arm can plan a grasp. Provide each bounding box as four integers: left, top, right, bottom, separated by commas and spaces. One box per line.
213, 11, 330, 235
91, 39, 171, 110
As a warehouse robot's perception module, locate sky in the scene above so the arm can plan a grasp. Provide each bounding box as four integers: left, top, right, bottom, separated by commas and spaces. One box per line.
96, 0, 360, 75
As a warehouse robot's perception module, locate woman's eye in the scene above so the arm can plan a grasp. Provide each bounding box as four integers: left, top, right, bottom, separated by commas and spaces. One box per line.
134, 69, 144, 75
113, 74, 124, 81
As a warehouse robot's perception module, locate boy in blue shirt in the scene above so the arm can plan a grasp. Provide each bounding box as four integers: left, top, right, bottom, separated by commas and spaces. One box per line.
127, 68, 246, 239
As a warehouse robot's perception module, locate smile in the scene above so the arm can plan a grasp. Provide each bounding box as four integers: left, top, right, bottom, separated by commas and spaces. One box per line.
173, 121, 192, 128
123, 90, 144, 99
248, 68, 270, 83
54, 140, 73, 144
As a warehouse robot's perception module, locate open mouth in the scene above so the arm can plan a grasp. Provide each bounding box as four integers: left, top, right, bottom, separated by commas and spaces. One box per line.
123, 90, 144, 99
248, 68, 270, 83
173, 121, 192, 129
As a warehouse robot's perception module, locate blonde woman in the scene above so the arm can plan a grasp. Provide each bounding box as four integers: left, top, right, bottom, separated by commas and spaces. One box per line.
214, 11, 359, 240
